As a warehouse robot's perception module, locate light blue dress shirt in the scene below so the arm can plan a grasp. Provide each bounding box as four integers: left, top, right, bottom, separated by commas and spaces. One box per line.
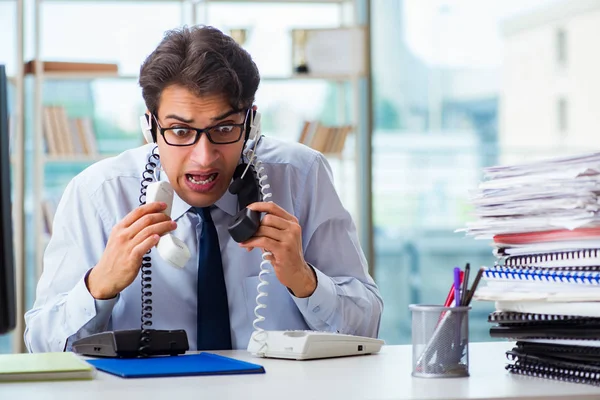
24, 137, 383, 352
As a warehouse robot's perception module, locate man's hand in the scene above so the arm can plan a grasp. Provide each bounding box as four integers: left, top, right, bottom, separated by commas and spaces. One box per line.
239, 202, 316, 298
87, 202, 177, 300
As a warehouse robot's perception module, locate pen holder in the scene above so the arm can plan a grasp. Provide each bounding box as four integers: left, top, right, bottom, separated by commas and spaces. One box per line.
409, 304, 470, 378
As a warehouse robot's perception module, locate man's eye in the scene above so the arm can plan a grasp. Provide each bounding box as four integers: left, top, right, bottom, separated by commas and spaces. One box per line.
172, 128, 193, 137
213, 125, 234, 133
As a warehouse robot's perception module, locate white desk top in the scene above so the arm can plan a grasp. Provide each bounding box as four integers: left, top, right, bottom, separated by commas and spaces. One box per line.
2, 342, 600, 400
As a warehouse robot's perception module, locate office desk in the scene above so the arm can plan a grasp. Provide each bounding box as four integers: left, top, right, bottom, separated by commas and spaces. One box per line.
2, 342, 600, 400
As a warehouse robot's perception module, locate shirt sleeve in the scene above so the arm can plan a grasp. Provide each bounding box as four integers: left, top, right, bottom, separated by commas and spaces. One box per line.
291, 153, 383, 338
24, 177, 117, 353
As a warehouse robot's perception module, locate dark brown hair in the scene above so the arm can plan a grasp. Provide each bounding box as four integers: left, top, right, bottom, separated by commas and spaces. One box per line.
139, 25, 260, 113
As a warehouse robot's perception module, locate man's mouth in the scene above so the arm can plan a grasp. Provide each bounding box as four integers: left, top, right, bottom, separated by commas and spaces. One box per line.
186, 173, 218, 185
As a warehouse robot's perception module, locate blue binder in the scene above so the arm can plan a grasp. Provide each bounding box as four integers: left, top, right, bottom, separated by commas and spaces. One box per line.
87, 352, 265, 378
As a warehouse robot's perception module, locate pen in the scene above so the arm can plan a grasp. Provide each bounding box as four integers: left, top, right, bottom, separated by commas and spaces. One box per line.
443, 282, 455, 308
460, 263, 470, 306
453, 267, 461, 307
464, 267, 485, 306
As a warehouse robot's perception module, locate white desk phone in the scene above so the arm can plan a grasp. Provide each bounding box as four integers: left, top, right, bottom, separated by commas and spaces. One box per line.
72, 109, 384, 360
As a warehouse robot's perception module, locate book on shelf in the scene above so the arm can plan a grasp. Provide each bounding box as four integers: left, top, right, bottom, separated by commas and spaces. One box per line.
42, 105, 98, 157
24, 60, 118, 75
298, 121, 351, 155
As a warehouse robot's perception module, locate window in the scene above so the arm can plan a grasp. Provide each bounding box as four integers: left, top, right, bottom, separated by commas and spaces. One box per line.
371, 0, 596, 346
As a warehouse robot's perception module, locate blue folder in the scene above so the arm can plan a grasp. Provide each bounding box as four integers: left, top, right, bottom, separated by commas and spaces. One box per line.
87, 352, 265, 378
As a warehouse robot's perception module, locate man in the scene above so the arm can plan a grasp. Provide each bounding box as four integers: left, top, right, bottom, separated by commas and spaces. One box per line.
24, 25, 383, 352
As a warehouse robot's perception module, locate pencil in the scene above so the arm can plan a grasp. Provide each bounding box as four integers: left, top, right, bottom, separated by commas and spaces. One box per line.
465, 267, 484, 306
460, 263, 470, 306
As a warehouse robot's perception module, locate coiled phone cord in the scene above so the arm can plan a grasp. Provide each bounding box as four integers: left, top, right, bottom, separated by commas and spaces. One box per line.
243, 141, 272, 357
137, 146, 160, 356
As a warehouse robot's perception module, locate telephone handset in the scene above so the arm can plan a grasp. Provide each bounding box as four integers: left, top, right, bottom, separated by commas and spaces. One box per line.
227, 163, 261, 242
146, 181, 191, 268
227, 110, 263, 243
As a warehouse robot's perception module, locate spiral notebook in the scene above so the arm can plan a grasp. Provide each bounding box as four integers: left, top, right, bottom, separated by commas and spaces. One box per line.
514, 341, 600, 361
488, 311, 600, 326
484, 266, 600, 284
502, 249, 600, 268
506, 346, 600, 386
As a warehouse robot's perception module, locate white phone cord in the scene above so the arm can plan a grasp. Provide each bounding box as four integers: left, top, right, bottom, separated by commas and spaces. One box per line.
243, 142, 272, 357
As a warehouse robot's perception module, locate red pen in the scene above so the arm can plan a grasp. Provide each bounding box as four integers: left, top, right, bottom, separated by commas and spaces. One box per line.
438, 271, 463, 324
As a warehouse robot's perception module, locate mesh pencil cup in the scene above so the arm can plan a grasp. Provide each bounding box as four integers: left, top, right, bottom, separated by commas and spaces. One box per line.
409, 304, 471, 378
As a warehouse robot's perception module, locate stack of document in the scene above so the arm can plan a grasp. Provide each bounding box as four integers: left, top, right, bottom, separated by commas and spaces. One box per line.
461, 152, 600, 385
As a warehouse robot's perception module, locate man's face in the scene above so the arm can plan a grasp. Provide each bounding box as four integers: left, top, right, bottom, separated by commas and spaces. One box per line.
154, 84, 246, 208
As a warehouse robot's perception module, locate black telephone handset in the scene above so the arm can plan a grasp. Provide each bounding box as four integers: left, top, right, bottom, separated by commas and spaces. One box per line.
227, 163, 262, 243
227, 109, 264, 243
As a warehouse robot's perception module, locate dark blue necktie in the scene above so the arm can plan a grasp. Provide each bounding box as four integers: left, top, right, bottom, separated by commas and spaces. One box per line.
195, 207, 232, 350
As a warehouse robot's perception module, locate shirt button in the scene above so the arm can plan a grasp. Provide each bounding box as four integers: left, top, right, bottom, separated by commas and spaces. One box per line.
312, 306, 320, 313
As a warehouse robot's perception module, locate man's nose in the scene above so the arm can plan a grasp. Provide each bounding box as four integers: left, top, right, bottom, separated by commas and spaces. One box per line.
190, 133, 218, 165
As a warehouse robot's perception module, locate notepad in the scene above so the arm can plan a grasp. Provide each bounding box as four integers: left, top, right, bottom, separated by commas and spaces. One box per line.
0, 352, 95, 382
87, 352, 265, 378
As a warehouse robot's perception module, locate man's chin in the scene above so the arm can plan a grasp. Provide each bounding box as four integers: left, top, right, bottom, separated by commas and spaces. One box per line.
181, 185, 228, 208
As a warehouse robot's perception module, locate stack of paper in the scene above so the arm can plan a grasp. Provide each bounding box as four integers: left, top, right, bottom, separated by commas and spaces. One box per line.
460, 151, 600, 385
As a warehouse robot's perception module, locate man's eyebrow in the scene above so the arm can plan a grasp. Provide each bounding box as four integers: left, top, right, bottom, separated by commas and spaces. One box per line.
212, 109, 242, 122
163, 109, 242, 124
164, 114, 194, 123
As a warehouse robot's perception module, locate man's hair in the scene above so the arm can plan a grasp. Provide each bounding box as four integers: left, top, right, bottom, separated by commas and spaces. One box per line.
139, 25, 260, 113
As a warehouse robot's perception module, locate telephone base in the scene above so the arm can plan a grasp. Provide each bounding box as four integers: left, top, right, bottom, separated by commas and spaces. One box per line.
247, 330, 384, 360
72, 329, 189, 358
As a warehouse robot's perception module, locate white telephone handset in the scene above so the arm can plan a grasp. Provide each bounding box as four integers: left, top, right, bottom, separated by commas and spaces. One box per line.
139, 114, 190, 268
146, 181, 191, 269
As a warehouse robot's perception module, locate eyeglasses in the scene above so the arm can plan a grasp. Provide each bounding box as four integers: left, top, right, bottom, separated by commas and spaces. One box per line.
153, 109, 249, 146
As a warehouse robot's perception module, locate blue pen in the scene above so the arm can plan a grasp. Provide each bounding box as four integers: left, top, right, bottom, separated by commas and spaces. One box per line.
453, 267, 461, 307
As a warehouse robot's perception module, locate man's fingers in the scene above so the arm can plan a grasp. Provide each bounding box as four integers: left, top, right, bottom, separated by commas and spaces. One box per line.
240, 236, 279, 252
253, 226, 283, 242
247, 202, 297, 222
132, 234, 160, 259
260, 214, 289, 230
121, 202, 167, 228
132, 220, 177, 247
126, 212, 173, 239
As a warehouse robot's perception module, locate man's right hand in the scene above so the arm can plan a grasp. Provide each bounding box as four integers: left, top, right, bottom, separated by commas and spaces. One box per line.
87, 202, 177, 300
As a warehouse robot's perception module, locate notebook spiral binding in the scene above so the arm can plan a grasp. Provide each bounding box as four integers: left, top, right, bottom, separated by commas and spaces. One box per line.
484, 266, 600, 284
506, 353, 600, 386
488, 311, 598, 324
504, 249, 600, 268
506, 362, 600, 386
516, 341, 600, 357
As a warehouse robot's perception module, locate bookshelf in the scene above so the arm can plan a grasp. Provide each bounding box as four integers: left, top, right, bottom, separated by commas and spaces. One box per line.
27, 0, 191, 291
198, 0, 372, 264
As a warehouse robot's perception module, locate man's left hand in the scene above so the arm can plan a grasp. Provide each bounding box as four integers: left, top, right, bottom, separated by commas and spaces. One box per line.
239, 202, 316, 298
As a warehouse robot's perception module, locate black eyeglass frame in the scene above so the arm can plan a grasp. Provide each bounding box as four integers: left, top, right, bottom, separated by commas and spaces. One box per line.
152, 108, 250, 146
